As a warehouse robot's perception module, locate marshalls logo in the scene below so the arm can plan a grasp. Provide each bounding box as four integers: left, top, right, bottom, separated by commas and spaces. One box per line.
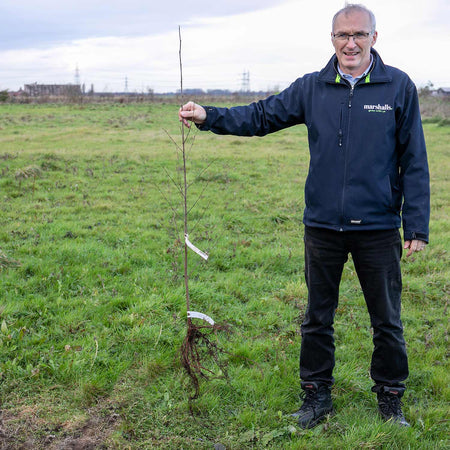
364, 104, 393, 113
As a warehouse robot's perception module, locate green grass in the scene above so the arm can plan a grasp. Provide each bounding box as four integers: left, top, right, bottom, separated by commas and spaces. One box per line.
0, 102, 448, 449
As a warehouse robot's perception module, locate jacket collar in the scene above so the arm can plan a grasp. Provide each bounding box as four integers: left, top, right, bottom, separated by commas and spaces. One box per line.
318, 48, 392, 84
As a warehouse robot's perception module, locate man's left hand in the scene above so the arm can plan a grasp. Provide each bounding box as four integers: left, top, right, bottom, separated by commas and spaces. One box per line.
404, 239, 427, 257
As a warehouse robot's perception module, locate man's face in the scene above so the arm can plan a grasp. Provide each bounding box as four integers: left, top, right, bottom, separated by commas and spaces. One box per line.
332, 10, 377, 77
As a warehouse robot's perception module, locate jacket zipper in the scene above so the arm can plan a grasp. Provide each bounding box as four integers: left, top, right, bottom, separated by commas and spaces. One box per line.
340, 82, 355, 231
337, 85, 354, 148
348, 84, 355, 107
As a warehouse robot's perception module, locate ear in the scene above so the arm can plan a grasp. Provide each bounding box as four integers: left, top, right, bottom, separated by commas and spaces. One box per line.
371, 31, 378, 47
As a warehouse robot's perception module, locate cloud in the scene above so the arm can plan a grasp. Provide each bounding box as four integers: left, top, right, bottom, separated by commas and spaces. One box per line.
0, 0, 448, 92
0, 0, 289, 50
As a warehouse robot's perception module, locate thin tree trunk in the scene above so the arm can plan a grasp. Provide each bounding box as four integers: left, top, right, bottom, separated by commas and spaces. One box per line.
179, 26, 191, 322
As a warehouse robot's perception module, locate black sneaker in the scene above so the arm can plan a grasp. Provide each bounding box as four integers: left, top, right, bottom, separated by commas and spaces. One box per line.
291, 382, 334, 429
372, 385, 410, 427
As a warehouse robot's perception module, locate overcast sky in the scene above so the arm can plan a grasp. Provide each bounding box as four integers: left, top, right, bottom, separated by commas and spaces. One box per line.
1, 0, 449, 93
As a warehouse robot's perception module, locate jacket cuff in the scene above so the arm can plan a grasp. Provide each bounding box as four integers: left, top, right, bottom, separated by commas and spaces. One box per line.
195, 106, 218, 131
403, 231, 429, 243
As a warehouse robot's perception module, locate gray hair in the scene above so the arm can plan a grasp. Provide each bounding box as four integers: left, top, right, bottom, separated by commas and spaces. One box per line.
332, 3, 376, 33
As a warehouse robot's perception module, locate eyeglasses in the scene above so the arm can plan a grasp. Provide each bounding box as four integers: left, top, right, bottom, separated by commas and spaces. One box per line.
333, 32, 372, 41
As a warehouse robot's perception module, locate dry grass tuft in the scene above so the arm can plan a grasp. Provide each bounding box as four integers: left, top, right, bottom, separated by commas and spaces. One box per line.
0, 250, 20, 271
15, 165, 42, 183
419, 96, 450, 120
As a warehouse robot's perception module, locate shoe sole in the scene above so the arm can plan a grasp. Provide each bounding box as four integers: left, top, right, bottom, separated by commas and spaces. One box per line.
297, 408, 335, 429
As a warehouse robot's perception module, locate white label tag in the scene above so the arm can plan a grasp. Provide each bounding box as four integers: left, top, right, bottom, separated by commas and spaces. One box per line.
187, 311, 215, 325
185, 234, 209, 260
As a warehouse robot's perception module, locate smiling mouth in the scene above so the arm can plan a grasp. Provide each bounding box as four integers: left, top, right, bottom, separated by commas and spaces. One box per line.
344, 52, 359, 56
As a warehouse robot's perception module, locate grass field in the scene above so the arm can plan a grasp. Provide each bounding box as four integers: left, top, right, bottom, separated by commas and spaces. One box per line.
0, 102, 448, 449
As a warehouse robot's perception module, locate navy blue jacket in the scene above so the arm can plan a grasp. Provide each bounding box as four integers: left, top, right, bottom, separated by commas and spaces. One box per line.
199, 49, 430, 242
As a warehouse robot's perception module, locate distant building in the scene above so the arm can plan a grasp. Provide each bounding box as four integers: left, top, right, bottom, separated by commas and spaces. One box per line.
23, 83, 82, 96
435, 87, 450, 97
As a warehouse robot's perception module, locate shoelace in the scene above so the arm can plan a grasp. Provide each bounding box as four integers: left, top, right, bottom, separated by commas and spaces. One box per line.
299, 390, 320, 410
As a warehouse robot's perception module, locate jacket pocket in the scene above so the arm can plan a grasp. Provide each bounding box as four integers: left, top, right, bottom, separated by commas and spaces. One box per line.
383, 175, 393, 208
390, 181, 402, 212
384, 175, 402, 212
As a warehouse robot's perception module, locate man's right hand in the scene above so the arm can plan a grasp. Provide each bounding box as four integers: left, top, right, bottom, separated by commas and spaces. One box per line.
179, 101, 207, 128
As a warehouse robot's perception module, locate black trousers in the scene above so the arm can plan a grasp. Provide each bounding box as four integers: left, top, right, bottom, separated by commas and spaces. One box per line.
300, 226, 408, 388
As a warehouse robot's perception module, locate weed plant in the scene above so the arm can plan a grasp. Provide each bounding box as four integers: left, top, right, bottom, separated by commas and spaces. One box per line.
0, 103, 448, 448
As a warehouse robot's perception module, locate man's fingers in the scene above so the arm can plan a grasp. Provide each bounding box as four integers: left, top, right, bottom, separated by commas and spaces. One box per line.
178, 104, 194, 127
177, 102, 206, 125
405, 243, 413, 257
181, 118, 191, 128
179, 102, 196, 122
404, 239, 426, 257
180, 110, 194, 119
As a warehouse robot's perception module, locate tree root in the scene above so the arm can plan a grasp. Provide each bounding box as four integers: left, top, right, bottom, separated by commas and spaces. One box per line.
180, 321, 230, 412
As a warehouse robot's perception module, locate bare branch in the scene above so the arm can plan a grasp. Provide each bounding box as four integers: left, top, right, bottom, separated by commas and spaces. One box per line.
188, 158, 218, 188
150, 177, 182, 224
163, 165, 184, 198
163, 128, 183, 153
187, 178, 212, 216
189, 197, 213, 234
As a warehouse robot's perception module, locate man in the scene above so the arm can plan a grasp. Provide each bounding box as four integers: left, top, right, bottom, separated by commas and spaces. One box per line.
178, 4, 430, 429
